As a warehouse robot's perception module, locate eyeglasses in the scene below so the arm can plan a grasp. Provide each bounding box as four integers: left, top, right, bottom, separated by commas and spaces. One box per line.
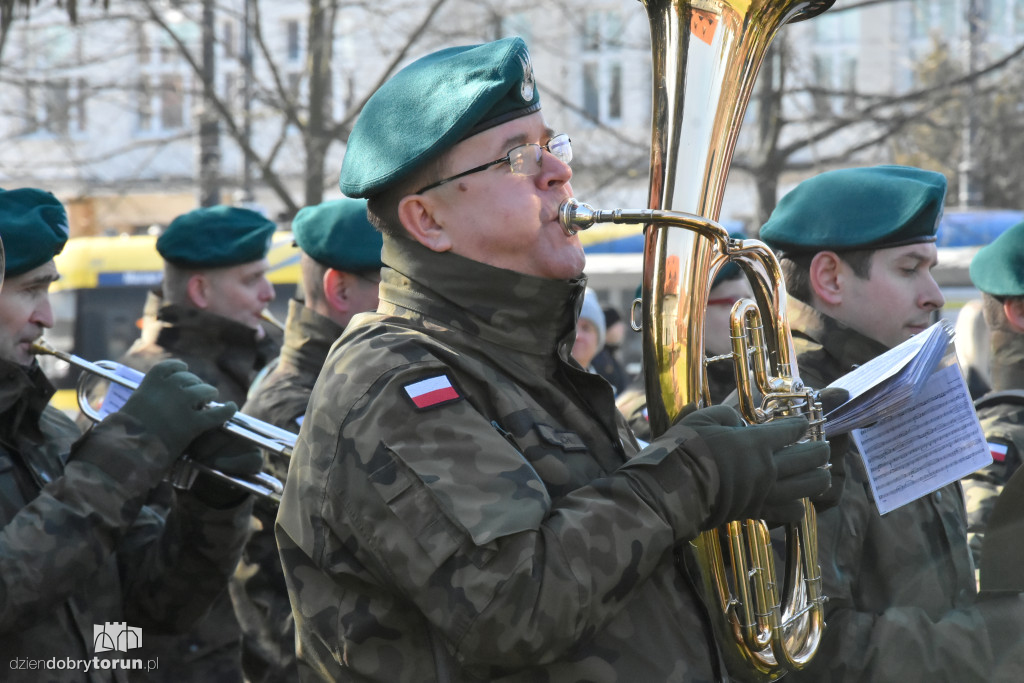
415, 133, 572, 194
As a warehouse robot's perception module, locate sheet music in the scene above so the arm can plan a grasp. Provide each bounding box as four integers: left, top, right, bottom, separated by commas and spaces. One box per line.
851, 354, 991, 515
828, 322, 942, 399
95, 365, 145, 419
824, 321, 954, 436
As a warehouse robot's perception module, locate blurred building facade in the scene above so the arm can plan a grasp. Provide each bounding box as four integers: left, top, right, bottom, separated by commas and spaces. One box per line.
0, 0, 1020, 236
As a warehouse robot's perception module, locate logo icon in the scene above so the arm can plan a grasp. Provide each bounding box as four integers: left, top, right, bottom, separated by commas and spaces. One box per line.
93, 622, 142, 653
518, 53, 535, 102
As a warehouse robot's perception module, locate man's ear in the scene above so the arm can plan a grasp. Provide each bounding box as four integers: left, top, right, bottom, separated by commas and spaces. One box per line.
397, 195, 452, 252
1003, 298, 1024, 333
808, 251, 844, 306
186, 273, 211, 309
323, 268, 349, 314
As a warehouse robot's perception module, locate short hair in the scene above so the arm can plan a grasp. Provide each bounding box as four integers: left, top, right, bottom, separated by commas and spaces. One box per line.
299, 253, 328, 309
779, 249, 874, 304
365, 153, 450, 238
161, 262, 193, 305
982, 291, 1024, 334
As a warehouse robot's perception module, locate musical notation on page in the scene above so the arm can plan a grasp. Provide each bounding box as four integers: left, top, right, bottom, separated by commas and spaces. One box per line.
822, 321, 991, 515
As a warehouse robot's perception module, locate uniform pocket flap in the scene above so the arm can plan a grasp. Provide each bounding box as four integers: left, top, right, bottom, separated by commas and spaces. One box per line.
535, 423, 588, 451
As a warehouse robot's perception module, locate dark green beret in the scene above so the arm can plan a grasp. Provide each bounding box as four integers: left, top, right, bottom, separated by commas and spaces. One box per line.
760, 165, 946, 253
339, 36, 541, 198
158, 205, 276, 268
292, 198, 383, 272
0, 187, 69, 277
970, 221, 1024, 296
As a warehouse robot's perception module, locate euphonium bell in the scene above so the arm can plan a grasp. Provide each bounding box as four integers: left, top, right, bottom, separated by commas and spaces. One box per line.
563, 0, 835, 680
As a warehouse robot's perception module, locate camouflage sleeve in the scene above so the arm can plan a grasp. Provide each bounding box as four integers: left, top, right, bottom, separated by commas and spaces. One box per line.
793, 452, 1020, 681
0, 412, 173, 630
279, 362, 718, 670
962, 469, 1003, 568
0, 411, 251, 634
118, 490, 253, 632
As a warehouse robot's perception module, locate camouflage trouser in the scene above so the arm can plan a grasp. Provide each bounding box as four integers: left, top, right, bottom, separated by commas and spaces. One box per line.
231, 507, 299, 683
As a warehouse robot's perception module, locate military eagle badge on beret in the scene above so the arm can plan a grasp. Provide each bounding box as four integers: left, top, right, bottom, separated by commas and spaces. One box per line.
518, 53, 535, 103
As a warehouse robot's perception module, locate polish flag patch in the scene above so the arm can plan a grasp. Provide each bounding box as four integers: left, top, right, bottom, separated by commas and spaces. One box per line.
403, 374, 462, 410
989, 441, 1009, 463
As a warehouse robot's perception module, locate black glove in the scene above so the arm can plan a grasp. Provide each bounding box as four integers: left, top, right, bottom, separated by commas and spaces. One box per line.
679, 404, 831, 527
118, 359, 237, 466
815, 387, 851, 511
184, 428, 265, 507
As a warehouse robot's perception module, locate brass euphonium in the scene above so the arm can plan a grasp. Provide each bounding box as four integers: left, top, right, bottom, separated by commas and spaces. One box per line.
560, 0, 834, 680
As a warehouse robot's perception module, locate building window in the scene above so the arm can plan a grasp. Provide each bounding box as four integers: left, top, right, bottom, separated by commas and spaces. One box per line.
21, 78, 89, 136
583, 63, 599, 117
608, 62, 622, 119
222, 19, 236, 58
809, 10, 859, 115
138, 29, 151, 65
909, 0, 958, 40
75, 77, 88, 131
286, 20, 301, 62
287, 71, 302, 99
136, 74, 187, 133
137, 78, 153, 131
160, 74, 184, 129
580, 9, 624, 126
45, 80, 70, 135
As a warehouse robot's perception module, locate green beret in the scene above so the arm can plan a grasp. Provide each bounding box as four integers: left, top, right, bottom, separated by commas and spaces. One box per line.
970, 221, 1024, 296
158, 205, 275, 268
339, 36, 541, 198
760, 166, 946, 253
0, 187, 69, 277
292, 198, 383, 272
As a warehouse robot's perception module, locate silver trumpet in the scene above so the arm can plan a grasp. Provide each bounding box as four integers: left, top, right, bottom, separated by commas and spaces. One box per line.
32, 338, 293, 504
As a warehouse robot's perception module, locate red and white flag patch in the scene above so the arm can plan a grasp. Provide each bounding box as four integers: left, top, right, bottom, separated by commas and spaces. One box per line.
403, 374, 461, 410
989, 441, 1009, 463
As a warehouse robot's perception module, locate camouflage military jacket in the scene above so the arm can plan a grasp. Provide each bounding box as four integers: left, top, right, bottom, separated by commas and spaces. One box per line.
122, 290, 279, 406
120, 290, 275, 682
243, 297, 342, 479
236, 298, 343, 683
784, 297, 1024, 682
962, 329, 1024, 567
0, 358, 251, 682
277, 236, 739, 683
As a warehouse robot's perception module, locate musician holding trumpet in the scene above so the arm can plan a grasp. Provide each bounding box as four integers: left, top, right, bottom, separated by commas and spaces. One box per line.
111, 205, 282, 682
0, 188, 258, 679
276, 37, 843, 682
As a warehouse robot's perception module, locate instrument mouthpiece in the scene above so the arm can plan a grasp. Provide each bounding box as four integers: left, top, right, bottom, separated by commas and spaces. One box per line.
559, 198, 597, 236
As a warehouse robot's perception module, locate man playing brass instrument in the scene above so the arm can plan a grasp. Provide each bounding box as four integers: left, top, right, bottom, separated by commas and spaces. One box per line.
761, 165, 1024, 681
276, 37, 840, 682
123, 205, 281, 406
116, 205, 280, 682
0, 187, 259, 680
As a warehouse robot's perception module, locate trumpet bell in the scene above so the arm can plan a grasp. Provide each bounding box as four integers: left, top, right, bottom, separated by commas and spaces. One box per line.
32, 338, 290, 505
